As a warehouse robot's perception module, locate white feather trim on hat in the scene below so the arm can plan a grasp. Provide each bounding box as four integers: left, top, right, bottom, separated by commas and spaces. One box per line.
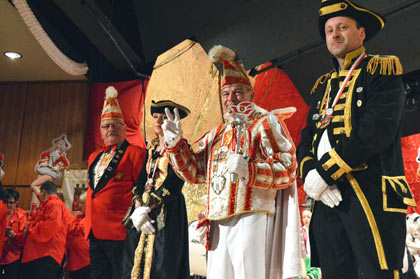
105, 86, 118, 99
208, 45, 236, 63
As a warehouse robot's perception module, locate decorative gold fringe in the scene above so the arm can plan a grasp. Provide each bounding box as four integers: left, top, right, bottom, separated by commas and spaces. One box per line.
310, 72, 331, 94
366, 55, 403, 76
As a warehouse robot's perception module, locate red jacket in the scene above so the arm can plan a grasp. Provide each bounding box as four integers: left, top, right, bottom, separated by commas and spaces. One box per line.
0, 208, 26, 265
66, 214, 90, 271
0, 202, 7, 256
22, 196, 69, 265
85, 143, 146, 240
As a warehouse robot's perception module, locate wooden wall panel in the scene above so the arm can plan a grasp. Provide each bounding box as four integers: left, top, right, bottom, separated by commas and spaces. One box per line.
0, 81, 89, 209
0, 84, 27, 185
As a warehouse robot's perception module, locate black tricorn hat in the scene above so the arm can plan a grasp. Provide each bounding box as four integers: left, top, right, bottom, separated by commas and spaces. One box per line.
319, 0, 385, 42
150, 100, 190, 119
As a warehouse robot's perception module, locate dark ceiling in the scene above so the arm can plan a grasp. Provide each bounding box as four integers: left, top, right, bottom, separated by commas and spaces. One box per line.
9, 0, 420, 135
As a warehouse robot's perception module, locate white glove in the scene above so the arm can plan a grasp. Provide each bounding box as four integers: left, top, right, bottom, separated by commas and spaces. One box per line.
226, 154, 249, 180
162, 108, 182, 147
130, 207, 155, 234
319, 185, 342, 208
304, 169, 329, 200
140, 220, 156, 235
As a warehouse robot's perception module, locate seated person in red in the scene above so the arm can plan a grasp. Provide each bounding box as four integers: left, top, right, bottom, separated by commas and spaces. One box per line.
0, 189, 26, 279
66, 191, 90, 279
21, 181, 69, 279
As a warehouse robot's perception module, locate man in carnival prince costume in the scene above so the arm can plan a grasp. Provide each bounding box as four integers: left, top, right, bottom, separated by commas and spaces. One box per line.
162, 45, 302, 279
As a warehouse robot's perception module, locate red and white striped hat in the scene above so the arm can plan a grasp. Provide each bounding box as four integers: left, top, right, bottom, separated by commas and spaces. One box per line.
101, 86, 124, 123
208, 45, 252, 90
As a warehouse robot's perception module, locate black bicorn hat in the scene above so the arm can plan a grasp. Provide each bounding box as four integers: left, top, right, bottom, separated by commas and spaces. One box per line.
150, 100, 191, 119
318, 0, 385, 42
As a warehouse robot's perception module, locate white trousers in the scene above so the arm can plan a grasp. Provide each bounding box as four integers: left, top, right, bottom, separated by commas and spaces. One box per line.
207, 213, 273, 279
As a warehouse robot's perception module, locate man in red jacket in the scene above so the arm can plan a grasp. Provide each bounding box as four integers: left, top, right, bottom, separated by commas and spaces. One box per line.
21, 181, 69, 279
85, 86, 146, 279
0, 189, 27, 279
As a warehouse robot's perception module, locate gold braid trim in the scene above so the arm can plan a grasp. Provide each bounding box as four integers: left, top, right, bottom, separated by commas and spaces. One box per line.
310, 72, 331, 94
366, 55, 403, 76
143, 235, 156, 279
131, 233, 146, 279
131, 233, 156, 279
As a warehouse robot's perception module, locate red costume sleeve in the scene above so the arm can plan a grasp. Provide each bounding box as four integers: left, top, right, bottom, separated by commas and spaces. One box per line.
27, 203, 63, 243
54, 156, 69, 168
11, 209, 27, 248
40, 151, 51, 160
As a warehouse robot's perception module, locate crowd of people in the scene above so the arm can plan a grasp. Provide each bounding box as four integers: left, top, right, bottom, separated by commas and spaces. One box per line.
0, 0, 417, 278
0, 183, 89, 279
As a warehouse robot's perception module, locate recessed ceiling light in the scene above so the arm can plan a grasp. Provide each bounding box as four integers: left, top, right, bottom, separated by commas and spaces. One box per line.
4, 51, 22, 59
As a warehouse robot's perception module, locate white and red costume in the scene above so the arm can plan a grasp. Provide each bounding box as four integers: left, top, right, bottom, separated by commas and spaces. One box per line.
35, 134, 71, 181
166, 104, 302, 279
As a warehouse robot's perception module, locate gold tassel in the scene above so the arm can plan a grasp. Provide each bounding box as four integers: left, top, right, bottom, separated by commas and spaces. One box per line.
367, 55, 403, 76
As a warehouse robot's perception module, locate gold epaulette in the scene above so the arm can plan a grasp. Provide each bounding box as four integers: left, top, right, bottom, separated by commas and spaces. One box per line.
310, 72, 331, 94
366, 55, 403, 76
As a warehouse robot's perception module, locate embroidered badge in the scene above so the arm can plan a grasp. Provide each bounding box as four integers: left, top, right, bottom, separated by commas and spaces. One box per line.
114, 172, 124, 181
162, 189, 171, 197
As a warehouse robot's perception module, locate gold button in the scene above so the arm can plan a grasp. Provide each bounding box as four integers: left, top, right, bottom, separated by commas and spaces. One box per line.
357, 100, 362, 107
322, 163, 328, 170
332, 174, 338, 179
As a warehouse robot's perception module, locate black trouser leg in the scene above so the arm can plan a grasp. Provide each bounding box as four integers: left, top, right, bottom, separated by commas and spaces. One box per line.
69, 265, 91, 279
89, 233, 124, 279
21, 256, 59, 279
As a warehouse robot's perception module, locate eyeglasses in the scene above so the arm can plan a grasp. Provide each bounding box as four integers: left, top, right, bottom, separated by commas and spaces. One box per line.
100, 123, 124, 130
7, 201, 16, 205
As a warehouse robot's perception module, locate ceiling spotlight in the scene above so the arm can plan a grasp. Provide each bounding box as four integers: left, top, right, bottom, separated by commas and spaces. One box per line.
3, 51, 22, 60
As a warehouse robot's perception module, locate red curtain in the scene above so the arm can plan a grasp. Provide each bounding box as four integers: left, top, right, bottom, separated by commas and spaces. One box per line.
253, 63, 309, 208
84, 79, 149, 159
402, 133, 420, 214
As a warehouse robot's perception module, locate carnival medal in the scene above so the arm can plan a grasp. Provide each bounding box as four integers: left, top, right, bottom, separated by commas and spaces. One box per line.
318, 52, 366, 130
319, 108, 333, 129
